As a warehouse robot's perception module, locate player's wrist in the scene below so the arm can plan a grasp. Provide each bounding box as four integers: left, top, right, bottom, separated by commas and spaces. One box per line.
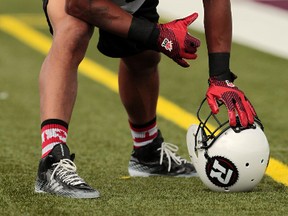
208, 72, 237, 88
208, 53, 236, 81
127, 16, 159, 50
211, 71, 237, 82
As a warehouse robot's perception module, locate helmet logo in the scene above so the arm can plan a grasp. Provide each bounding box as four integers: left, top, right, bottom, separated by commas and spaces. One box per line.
206, 156, 239, 188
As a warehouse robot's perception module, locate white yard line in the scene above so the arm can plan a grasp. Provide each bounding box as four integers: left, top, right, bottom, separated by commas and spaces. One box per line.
158, 0, 288, 59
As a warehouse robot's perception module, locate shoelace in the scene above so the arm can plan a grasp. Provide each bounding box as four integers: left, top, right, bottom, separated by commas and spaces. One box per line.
158, 142, 188, 172
50, 159, 85, 186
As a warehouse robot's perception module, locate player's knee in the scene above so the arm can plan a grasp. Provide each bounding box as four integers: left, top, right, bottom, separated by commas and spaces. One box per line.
123, 51, 161, 72
143, 51, 161, 68
65, 0, 87, 19
71, 23, 93, 44
53, 22, 93, 63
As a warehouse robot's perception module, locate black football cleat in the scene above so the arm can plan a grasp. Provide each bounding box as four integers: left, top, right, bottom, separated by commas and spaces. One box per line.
128, 130, 197, 177
35, 144, 100, 198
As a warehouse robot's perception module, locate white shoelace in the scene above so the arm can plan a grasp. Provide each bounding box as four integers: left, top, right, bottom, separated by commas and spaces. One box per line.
158, 142, 188, 172
50, 159, 85, 186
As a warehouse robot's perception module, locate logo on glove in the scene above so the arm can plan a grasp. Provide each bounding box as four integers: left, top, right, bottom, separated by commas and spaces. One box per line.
225, 80, 235, 88
161, 38, 173, 52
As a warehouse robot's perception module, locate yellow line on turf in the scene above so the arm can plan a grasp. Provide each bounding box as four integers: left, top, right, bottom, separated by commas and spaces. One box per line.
266, 158, 288, 186
1, 15, 287, 187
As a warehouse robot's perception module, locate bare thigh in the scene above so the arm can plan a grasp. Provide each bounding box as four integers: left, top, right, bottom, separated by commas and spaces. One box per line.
46, 0, 94, 64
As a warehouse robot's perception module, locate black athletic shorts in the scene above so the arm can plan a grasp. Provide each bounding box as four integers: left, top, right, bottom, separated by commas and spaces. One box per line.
42, 0, 159, 58
42, 0, 53, 34
98, 0, 159, 58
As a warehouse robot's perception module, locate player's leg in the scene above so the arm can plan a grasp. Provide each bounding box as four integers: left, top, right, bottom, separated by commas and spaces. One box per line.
40, 0, 94, 123
35, 0, 99, 198
118, 52, 197, 177
95, 0, 196, 177
118, 50, 160, 125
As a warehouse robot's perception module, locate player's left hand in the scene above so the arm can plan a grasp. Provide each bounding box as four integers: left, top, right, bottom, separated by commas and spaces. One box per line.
157, 13, 201, 67
206, 77, 257, 127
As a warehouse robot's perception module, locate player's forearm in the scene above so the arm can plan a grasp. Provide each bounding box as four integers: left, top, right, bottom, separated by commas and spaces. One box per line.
65, 0, 200, 68
65, 0, 132, 38
203, 0, 232, 53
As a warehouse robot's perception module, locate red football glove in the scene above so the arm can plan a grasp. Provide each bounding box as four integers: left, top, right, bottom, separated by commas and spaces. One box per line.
206, 77, 257, 127
157, 13, 200, 67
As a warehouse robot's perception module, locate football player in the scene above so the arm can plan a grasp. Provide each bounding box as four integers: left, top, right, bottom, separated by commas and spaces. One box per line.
35, 0, 256, 198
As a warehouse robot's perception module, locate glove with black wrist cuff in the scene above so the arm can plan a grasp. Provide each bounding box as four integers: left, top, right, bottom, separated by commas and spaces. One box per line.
206, 62, 257, 128
128, 13, 200, 68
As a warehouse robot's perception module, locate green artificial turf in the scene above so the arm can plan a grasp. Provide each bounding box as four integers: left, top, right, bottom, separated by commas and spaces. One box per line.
0, 1, 287, 215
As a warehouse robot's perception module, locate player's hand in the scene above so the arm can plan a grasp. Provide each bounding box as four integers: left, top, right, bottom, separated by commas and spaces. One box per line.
157, 13, 200, 67
206, 77, 257, 127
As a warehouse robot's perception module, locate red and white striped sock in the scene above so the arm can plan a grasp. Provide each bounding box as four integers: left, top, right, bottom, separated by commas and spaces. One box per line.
129, 117, 158, 148
41, 119, 68, 158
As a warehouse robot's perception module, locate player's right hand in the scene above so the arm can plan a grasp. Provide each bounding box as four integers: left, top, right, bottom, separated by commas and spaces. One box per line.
157, 13, 200, 67
206, 77, 257, 127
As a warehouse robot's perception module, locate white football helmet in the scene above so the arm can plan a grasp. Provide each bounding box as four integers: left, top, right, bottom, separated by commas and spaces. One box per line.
187, 99, 270, 192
